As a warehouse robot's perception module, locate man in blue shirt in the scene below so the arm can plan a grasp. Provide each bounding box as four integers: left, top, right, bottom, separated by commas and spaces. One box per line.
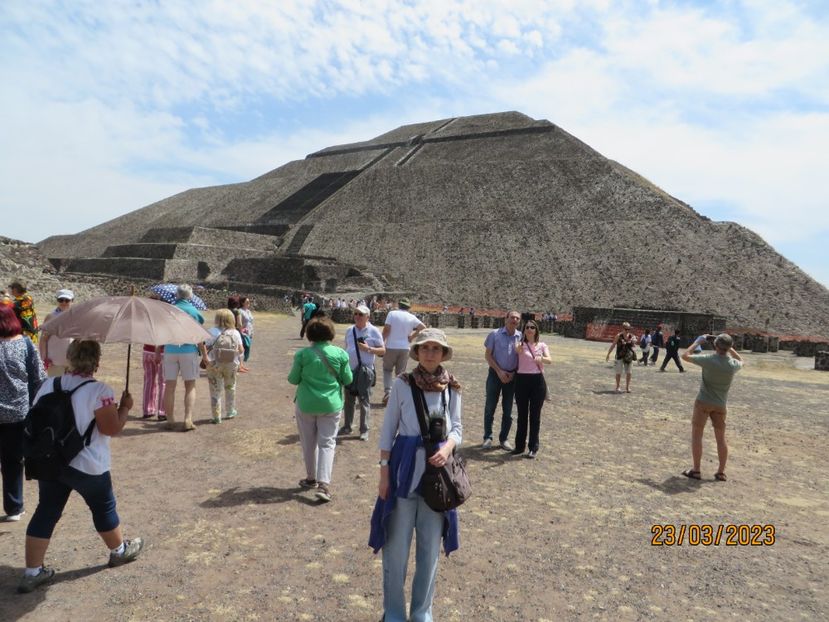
300, 297, 317, 338
482, 310, 522, 450
162, 284, 208, 431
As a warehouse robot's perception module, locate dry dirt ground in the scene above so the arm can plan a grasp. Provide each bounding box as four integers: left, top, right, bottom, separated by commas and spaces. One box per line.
1, 314, 827, 622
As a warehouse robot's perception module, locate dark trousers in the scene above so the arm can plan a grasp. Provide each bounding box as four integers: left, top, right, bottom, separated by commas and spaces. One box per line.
483, 368, 516, 443
299, 318, 309, 338
661, 351, 684, 371
0, 421, 25, 516
514, 374, 545, 453
650, 347, 660, 364
26, 466, 120, 539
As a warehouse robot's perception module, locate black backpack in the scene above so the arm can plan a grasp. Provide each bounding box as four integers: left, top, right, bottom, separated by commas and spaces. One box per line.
22, 377, 96, 481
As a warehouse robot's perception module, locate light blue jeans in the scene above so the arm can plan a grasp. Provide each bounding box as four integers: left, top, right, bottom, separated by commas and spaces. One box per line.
382, 492, 444, 622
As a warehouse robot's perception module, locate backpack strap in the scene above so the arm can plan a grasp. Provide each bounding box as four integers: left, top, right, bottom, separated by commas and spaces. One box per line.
64, 378, 98, 446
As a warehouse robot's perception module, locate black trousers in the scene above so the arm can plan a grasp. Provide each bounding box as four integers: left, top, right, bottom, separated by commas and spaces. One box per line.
514, 374, 546, 453
661, 351, 684, 371
650, 346, 660, 364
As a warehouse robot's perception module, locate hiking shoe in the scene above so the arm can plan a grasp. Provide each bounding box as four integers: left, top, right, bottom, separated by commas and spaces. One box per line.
359, 432, 369, 441
109, 538, 144, 567
338, 427, 352, 437
315, 484, 332, 503
382, 394, 389, 406
500, 440, 514, 451
298, 478, 318, 489
225, 410, 238, 420
17, 567, 55, 593
2, 511, 24, 522
481, 438, 492, 449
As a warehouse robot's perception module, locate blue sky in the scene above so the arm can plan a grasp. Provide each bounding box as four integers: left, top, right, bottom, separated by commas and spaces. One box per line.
1, 0, 827, 287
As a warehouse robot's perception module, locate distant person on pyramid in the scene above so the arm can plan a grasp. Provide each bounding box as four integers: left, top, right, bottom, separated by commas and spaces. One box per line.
482, 310, 522, 450
605, 322, 637, 393
162, 284, 208, 432
381, 298, 425, 406
681, 333, 743, 482
8, 281, 39, 345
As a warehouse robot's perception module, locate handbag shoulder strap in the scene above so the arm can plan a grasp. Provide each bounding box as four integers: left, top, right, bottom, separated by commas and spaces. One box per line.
352, 327, 362, 367
311, 345, 341, 385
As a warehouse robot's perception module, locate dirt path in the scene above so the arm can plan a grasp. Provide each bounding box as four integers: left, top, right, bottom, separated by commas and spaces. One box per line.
1, 314, 827, 621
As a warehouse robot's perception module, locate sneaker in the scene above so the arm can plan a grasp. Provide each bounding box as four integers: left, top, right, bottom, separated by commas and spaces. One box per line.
509, 448, 524, 456
315, 484, 332, 503
2, 511, 24, 522
359, 432, 369, 441
382, 393, 389, 406
338, 427, 352, 437
500, 440, 514, 451
225, 410, 238, 420
527, 450, 537, 459
157, 415, 167, 422
298, 478, 318, 489
211, 417, 221, 424
108, 537, 144, 567
679, 368, 686, 373
481, 439, 492, 449
17, 567, 55, 593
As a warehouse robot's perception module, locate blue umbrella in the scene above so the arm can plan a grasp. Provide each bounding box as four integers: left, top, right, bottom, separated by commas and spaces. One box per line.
149, 283, 208, 310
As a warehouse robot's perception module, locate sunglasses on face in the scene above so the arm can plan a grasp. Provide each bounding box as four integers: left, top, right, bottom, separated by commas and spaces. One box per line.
525, 326, 537, 330
57, 298, 71, 303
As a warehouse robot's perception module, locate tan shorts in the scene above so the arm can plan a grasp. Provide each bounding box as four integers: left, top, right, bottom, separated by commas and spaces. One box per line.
692, 400, 727, 429
614, 359, 632, 374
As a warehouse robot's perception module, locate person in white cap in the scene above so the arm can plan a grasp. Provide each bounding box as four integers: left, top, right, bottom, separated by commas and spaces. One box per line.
340, 305, 385, 441
39, 289, 74, 377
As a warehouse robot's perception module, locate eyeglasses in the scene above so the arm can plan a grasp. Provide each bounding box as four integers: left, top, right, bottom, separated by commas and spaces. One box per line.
57, 298, 71, 303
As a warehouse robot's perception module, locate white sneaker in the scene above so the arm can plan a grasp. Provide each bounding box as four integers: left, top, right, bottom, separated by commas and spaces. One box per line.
481, 439, 492, 449
500, 440, 514, 451
2, 511, 24, 522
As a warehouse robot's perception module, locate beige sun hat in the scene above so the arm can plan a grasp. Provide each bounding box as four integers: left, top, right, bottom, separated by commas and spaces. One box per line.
409, 327, 453, 361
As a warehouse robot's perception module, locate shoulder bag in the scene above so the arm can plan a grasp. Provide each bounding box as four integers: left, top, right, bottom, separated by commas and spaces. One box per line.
409, 378, 471, 512
346, 327, 375, 399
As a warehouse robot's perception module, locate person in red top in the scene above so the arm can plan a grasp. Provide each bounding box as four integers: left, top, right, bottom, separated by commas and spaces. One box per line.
511, 320, 552, 458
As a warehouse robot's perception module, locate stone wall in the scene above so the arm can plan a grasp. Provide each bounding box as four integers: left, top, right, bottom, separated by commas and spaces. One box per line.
815, 351, 829, 371
795, 341, 829, 357
572, 306, 726, 342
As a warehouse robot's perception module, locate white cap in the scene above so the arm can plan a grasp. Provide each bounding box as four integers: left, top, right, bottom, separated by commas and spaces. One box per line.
56, 289, 75, 300
355, 305, 371, 316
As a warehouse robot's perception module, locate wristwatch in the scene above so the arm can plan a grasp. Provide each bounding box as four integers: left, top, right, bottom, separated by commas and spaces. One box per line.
378, 459, 389, 467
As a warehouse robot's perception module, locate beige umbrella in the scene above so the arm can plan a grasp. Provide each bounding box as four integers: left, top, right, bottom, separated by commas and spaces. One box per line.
40, 296, 212, 391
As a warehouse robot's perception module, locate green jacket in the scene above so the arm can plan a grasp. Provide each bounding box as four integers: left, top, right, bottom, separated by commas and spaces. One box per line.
288, 342, 353, 414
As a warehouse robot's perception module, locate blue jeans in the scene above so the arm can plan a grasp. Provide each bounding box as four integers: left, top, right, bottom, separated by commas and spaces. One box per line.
0, 421, 25, 516
482, 368, 516, 442
382, 492, 444, 622
26, 466, 120, 538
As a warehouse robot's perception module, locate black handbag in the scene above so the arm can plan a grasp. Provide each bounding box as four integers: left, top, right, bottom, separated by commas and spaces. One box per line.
409, 378, 471, 512
346, 328, 375, 398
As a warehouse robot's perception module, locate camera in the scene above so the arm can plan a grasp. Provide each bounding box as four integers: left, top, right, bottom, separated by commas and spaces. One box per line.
428, 412, 447, 443
357, 337, 366, 344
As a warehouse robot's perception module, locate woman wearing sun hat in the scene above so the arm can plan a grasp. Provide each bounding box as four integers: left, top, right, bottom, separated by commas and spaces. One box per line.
370, 327, 463, 622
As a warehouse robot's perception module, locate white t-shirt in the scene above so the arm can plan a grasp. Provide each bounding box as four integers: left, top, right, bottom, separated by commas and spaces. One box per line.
384, 310, 424, 349
32, 373, 116, 476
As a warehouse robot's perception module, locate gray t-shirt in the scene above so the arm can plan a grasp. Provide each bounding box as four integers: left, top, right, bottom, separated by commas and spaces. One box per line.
688, 353, 743, 407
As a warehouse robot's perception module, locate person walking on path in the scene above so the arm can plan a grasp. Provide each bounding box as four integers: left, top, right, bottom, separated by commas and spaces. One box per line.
0, 304, 46, 523
299, 297, 317, 339
638, 329, 652, 366
605, 322, 637, 393
681, 334, 743, 482
238, 296, 255, 367
288, 316, 352, 503
650, 325, 664, 365
39, 289, 74, 377
162, 284, 209, 432
381, 298, 425, 406
370, 328, 462, 622
8, 282, 39, 346
660, 329, 685, 372
340, 305, 385, 441
482, 310, 522, 450
19, 340, 143, 593
205, 309, 244, 424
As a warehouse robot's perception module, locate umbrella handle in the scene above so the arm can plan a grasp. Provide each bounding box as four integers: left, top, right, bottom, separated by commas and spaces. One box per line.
125, 343, 131, 393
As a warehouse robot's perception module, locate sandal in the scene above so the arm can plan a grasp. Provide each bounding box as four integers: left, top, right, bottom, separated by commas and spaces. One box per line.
714, 472, 727, 482
682, 469, 701, 480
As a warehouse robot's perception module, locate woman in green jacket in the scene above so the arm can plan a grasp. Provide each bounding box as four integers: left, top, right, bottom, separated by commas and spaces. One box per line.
288, 316, 352, 502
